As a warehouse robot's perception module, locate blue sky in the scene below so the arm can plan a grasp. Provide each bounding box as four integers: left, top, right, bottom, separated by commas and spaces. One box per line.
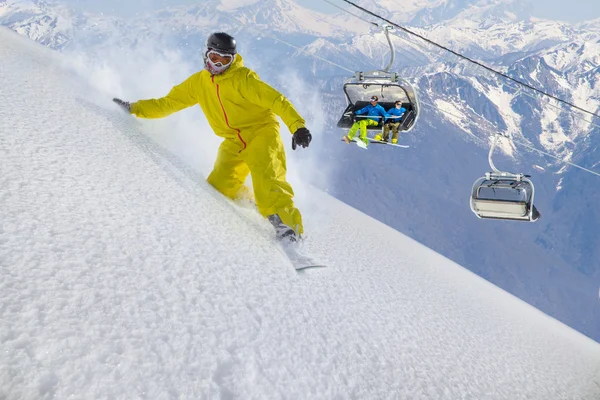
61, 0, 600, 23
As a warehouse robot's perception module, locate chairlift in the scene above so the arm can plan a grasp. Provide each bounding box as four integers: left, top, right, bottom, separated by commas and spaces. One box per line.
336, 25, 420, 133
470, 134, 540, 222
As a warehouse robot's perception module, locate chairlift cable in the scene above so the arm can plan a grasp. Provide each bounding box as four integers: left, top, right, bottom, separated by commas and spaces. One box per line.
325, 0, 600, 174
318, 0, 600, 131
437, 102, 600, 177
338, 0, 600, 121
423, 98, 600, 177
321, 0, 379, 27
511, 139, 600, 177
505, 82, 600, 131
227, 15, 356, 73
240, 6, 600, 179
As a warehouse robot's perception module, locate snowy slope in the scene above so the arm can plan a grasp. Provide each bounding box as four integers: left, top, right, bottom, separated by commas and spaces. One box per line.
3, 0, 600, 343
2, 27, 600, 400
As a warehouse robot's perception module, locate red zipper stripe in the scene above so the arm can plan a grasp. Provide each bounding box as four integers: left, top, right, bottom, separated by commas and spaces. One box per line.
213, 76, 246, 152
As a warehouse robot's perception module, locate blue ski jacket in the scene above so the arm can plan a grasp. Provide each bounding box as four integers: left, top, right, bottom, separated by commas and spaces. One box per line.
355, 104, 387, 123
385, 106, 406, 123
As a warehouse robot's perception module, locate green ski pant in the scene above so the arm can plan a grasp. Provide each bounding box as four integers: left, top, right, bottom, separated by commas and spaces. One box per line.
348, 119, 379, 145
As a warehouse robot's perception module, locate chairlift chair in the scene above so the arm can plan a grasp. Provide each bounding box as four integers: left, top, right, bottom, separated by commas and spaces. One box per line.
470, 135, 540, 222
336, 25, 420, 134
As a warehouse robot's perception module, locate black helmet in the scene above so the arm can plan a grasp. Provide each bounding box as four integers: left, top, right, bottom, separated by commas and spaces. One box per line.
206, 32, 237, 55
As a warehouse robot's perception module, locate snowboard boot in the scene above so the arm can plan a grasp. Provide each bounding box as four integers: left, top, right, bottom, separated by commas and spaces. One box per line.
267, 214, 298, 242
373, 134, 383, 141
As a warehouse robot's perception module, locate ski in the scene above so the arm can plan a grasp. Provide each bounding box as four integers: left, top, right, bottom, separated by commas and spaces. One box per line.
341, 136, 409, 148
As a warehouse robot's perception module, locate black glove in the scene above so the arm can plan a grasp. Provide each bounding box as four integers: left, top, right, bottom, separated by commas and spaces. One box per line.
292, 127, 311, 150
113, 98, 131, 113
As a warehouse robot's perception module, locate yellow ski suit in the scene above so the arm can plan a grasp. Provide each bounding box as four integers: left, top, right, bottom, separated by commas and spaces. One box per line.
130, 55, 306, 234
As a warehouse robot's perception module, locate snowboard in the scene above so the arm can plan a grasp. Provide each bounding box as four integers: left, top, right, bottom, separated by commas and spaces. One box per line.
342, 136, 409, 148
225, 197, 327, 271
277, 240, 327, 271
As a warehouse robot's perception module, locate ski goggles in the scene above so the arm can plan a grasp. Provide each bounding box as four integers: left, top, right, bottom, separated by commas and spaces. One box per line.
370, 96, 378, 102
207, 49, 234, 66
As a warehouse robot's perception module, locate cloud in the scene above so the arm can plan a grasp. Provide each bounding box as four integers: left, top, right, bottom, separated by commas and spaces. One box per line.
63, 35, 221, 176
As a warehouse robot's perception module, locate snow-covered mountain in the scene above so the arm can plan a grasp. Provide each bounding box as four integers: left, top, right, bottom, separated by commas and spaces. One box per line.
354, 0, 533, 27
0, 0, 74, 47
2, 26, 600, 399
1, 0, 599, 342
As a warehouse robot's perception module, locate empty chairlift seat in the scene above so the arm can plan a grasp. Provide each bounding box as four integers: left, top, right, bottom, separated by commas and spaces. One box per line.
470, 176, 537, 221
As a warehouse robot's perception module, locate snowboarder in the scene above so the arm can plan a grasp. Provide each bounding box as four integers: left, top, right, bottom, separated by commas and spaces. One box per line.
343, 95, 387, 147
374, 101, 406, 144
113, 32, 312, 242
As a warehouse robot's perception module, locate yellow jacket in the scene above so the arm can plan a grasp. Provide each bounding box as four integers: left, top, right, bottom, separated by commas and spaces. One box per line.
130, 55, 306, 146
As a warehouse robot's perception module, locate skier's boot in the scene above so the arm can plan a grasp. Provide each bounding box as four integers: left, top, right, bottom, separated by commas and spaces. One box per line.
267, 214, 298, 242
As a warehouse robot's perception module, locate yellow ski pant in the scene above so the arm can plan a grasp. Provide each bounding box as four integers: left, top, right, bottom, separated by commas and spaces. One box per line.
348, 119, 379, 144
206, 124, 303, 235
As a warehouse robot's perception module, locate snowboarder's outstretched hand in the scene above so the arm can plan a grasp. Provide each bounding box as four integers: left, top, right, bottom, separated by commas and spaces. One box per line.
113, 98, 131, 113
292, 127, 311, 150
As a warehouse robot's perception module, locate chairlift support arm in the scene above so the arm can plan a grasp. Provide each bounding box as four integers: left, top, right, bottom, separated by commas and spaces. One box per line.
487, 134, 524, 181
383, 25, 395, 73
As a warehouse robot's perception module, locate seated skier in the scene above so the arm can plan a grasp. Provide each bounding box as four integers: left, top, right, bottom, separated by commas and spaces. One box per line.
375, 101, 406, 144
343, 95, 387, 148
